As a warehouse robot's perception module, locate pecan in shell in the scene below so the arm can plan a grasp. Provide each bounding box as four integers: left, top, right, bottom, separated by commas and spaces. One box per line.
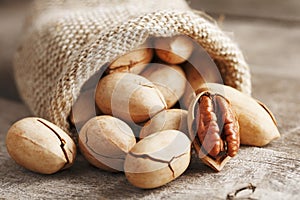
195, 92, 240, 158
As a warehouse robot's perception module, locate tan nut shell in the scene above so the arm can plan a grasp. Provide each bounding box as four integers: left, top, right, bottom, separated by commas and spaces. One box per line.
140, 63, 186, 108
70, 88, 97, 129
187, 91, 231, 172
181, 47, 222, 110
183, 46, 222, 90
124, 130, 191, 189
6, 117, 76, 174
139, 109, 188, 139
108, 47, 153, 74
78, 115, 136, 172
181, 80, 196, 110
95, 73, 167, 123
195, 83, 280, 146
154, 35, 194, 64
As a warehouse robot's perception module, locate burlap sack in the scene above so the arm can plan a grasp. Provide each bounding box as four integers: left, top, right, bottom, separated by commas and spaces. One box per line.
14, 0, 251, 136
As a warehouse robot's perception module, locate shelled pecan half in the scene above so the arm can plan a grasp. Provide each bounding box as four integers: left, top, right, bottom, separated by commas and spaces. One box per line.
196, 92, 240, 158
188, 91, 240, 171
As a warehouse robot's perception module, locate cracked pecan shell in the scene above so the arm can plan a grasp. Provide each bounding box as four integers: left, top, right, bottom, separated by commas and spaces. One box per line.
196, 83, 280, 147
196, 92, 240, 158
124, 130, 191, 189
6, 117, 76, 174
78, 115, 136, 172
95, 72, 167, 123
188, 91, 240, 171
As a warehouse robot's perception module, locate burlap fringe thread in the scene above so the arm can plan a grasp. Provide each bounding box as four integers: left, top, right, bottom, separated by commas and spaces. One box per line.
14, 0, 251, 137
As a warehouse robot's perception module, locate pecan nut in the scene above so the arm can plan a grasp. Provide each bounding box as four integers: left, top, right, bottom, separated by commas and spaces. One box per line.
195, 92, 240, 158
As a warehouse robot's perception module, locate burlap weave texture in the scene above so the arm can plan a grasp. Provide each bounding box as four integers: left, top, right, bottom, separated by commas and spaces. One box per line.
14, 0, 251, 135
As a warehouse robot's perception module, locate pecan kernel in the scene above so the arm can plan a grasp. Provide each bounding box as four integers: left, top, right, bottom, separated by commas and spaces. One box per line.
196, 92, 240, 158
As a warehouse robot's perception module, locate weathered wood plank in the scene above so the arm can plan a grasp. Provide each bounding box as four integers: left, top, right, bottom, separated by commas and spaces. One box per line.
190, 0, 300, 21
219, 19, 300, 77
1, 145, 299, 199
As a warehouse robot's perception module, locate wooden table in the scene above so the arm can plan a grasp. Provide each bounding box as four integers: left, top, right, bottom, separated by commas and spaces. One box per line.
0, 1, 299, 199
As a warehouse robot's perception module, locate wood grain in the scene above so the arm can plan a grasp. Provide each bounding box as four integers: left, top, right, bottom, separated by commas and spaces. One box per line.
190, 0, 300, 21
